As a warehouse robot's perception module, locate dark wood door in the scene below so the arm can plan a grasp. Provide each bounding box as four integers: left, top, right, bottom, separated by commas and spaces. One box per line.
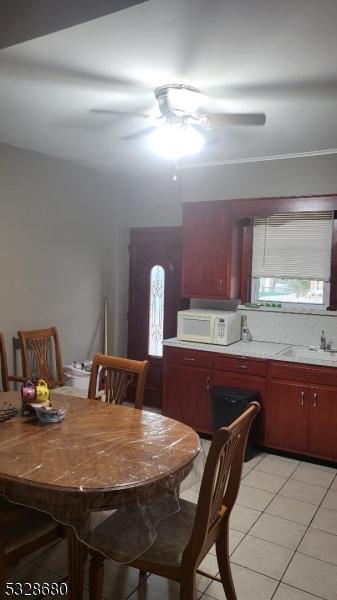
307, 386, 337, 461
128, 227, 188, 409
268, 381, 308, 452
163, 362, 213, 433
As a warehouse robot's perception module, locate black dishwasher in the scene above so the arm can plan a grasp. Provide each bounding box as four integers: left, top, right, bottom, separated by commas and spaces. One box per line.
211, 386, 260, 462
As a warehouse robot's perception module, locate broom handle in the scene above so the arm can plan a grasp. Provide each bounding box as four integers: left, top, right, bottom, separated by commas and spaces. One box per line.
103, 297, 108, 355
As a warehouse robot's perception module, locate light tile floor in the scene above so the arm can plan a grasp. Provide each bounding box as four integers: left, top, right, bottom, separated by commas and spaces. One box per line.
6, 439, 337, 600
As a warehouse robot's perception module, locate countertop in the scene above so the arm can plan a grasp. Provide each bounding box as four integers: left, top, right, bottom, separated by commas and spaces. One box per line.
163, 338, 337, 368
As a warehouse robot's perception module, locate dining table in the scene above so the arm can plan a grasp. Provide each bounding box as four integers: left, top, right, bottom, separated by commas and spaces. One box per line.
0, 391, 201, 600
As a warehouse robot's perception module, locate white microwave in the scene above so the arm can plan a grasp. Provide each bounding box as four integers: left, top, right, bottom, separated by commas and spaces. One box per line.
177, 309, 241, 345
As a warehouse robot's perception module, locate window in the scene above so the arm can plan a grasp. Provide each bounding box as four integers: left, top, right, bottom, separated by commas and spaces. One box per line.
148, 265, 165, 357
252, 212, 333, 308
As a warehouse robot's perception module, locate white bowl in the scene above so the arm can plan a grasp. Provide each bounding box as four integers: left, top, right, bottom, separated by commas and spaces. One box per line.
35, 405, 66, 423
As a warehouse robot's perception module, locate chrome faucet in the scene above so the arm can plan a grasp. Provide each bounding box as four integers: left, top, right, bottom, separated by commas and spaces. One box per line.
320, 330, 327, 351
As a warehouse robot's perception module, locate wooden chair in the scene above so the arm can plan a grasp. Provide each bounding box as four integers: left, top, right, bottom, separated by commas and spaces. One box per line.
0, 333, 10, 392
17, 327, 64, 388
0, 498, 62, 598
0, 332, 63, 596
88, 353, 149, 410
88, 402, 260, 600
0, 332, 25, 392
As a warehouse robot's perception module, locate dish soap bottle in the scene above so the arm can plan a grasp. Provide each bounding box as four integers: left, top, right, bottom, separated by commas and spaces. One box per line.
241, 316, 251, 343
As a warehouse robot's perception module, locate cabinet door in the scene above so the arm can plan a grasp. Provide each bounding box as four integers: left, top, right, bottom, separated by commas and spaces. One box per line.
181, 203, 229, 298
308, 387, 337, 461
269, 382, 308, 452
214, 372, 267, 445
163, 363, 213, 433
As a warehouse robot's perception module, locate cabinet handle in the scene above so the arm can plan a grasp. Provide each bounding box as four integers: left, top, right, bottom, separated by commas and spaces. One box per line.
236, 364, 248, 369
206, 377, 211, 391
219, 279, 223, 289
313, 392, 318, 408
301, 391, 304, 406
183, 357, 195, 362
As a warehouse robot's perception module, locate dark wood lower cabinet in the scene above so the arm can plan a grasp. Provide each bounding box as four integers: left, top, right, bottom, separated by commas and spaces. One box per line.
268, 381, 308, 453
307, 386, 337, 461
163, 346, 337, 462
269, 381, 337, 461
163, 362, 213, 434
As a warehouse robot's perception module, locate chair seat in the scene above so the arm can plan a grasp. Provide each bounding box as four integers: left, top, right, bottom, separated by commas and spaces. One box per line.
91, 493, 196, 567
0, 497, 58, 553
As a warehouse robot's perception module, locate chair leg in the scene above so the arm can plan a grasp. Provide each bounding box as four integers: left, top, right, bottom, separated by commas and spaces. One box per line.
216, 519, 237, 600
179, 572, 196, 600
138, 569, 147, 583
89, 552, 105, 600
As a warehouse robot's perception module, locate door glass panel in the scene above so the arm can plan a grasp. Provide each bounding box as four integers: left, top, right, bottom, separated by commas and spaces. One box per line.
148, 265, 165, 357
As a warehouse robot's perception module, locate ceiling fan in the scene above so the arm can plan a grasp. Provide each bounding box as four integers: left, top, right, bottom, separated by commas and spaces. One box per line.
91, 83, 266, 141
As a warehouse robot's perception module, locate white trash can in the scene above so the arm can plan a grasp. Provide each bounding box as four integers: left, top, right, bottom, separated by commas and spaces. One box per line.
63, 362, 92, 393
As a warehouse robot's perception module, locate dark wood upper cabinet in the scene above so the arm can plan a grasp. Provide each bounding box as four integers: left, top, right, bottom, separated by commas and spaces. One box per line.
181, 202, 242, 299
181, 195, 337, 306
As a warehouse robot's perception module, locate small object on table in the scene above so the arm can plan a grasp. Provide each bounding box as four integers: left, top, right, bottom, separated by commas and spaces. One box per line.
21, 379, 36, 415
36, 379, 50, 404
0, 405, 18, 423
21, 379, 36, 400
34, 405, 66, 423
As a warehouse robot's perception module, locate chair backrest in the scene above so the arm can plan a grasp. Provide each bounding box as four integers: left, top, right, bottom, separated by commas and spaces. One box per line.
183, 401, 260, 567
0, 332, 10, 392
88, 353, 150, 409
17, 327, 64, 388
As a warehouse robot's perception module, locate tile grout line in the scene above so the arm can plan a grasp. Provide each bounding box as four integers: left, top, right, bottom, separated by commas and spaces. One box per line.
199, 453, 300, 600
269, 464, 337, 600
124, 572, 151, 600
228, 457, 327, 600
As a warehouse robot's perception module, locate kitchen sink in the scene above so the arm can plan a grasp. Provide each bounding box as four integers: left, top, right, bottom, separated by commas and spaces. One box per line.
277, 346, 337, 362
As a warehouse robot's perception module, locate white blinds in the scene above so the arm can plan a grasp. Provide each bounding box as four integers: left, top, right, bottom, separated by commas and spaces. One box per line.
252, 212, 333, 281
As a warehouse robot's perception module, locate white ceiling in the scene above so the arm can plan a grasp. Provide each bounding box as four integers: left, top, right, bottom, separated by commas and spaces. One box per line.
1, 0, 337, 173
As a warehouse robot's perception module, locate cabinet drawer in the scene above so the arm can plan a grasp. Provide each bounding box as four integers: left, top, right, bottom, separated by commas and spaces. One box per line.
164, 346, 214, 369
215, 355, 267, 377
271, 361, 337, 387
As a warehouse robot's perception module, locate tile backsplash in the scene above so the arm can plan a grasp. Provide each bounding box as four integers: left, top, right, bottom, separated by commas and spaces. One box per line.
238, 307, 337, 348
189, 298, 337, 348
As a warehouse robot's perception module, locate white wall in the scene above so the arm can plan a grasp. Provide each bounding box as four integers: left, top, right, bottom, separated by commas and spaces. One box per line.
181, 154, 337, 202
106, 177, 130, 357
0, 143, 117, 374
128, 171, 183, 227
128, 154, 337, 227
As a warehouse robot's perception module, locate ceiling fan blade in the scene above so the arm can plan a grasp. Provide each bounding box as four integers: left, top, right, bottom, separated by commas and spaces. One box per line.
201, 113, 266, 127
90, 108, 151, 119
119, 126, 157, 140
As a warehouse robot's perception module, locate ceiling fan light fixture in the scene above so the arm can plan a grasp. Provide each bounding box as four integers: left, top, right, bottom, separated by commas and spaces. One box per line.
155, 84, 205, 116
148, 123, 205, 159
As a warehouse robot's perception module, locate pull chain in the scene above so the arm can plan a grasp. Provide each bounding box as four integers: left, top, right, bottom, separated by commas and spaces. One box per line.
172, 160, 180, 182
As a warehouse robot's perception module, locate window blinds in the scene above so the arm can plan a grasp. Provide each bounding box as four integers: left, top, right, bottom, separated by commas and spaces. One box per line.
252, 212, 333, 281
